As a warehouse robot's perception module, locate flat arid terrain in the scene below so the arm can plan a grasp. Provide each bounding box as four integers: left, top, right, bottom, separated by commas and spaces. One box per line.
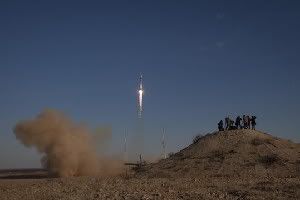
1, 130, 299, 200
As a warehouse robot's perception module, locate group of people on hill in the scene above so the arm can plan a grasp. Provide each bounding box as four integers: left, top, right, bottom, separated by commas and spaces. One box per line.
218, 115, 257, 131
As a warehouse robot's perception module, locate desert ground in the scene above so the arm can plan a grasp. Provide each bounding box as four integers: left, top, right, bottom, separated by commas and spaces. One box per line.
1, 130, 299, 200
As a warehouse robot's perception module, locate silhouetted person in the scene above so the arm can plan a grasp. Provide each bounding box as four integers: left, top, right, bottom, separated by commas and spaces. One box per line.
242, 115, 247, 129
246, 115, 251, 129
218, 120, 224, 131
225, 117, 230, 130
235, 116, 242, 129
229, 119, 235, 130
251, 116, 256, 130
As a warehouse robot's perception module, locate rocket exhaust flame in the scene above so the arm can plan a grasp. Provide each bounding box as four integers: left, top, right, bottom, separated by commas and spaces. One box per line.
138, 74, 144, 118
138, 90, 143, 113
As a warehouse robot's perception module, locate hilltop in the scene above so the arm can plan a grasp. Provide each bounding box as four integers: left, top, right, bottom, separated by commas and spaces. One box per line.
143, 130, 300, 179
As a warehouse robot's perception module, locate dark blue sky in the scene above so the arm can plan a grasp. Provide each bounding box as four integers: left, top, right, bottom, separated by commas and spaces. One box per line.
1, 0, 300, 168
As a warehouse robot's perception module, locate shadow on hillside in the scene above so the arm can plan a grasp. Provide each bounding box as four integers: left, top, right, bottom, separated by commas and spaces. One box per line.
0, 169, 56, 179
0, 174, 53, 179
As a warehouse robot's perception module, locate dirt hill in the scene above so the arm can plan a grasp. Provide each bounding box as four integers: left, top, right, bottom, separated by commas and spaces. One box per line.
1, 130, 299, 200
142, 130, 300, 179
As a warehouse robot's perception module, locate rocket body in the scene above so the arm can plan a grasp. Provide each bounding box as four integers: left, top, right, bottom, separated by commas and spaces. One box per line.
139, 75, 143, 90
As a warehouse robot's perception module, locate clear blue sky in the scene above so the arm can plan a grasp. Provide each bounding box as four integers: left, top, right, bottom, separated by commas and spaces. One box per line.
0, 0, 299, 168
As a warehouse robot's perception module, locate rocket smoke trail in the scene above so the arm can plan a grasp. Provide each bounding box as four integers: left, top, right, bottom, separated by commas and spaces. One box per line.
128, 74, 145, 161
131, 74, 144, 160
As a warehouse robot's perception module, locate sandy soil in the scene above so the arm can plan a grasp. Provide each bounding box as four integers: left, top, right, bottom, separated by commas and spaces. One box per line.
0, 173, 299, 200
1, 130, 299, 200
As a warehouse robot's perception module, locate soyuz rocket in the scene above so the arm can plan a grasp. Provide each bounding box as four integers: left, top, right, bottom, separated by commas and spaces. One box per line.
139, 74, 143, 91
137, 74, 144, 118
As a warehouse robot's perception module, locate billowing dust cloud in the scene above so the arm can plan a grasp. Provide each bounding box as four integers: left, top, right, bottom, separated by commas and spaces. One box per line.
13, 109, 123, 177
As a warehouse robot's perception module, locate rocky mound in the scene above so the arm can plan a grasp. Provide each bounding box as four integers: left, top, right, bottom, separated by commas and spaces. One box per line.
143, 130, 300, 179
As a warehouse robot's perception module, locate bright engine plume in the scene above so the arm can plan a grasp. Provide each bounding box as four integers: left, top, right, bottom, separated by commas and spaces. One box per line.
138, 74, 144, 118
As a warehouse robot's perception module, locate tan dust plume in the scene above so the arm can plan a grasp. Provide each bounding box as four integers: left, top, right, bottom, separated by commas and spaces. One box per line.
13, 109, 123, 177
